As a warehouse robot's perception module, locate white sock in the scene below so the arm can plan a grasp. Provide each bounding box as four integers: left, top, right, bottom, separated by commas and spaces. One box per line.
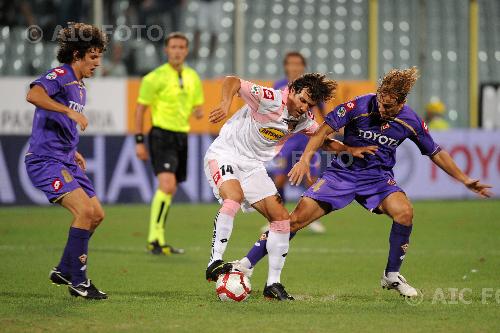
240, 257, 252, 269
266, 220, 290, 286
208, 199, 239, 266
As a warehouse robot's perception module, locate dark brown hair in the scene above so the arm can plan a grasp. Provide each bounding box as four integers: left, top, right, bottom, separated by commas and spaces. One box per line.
284, 51, 306, 66
377, 66, 420, 103
165, 32, 189, 47
56, 22, 108, 64
289, 73, 337, 104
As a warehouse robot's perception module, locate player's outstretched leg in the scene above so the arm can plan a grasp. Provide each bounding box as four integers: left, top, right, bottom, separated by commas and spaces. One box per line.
240, 231, 297, 270
205, 199, 240, 281
238, 197, 328, 273
378, 192, 418, 297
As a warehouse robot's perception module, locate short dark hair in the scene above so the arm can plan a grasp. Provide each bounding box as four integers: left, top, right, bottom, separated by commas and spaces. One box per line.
283, 51, 306, 66
165, 32, 189, 47
56, 22, 108, 64
289, 73, 337, 104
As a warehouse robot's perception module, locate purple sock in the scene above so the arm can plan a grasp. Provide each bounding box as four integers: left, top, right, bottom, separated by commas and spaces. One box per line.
57, 231, 94, 276
277, 188, 286, 203
246, 231, 296, 267
67, 227, 91, 286
57, 239, 72, 275
385, 222, 412, 273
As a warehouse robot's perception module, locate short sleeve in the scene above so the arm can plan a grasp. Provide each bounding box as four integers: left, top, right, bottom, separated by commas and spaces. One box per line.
324, 101, 356, 131
137, 72, 158, 105
30, 71, 62, 97
409, 118, 441, 156
192, 73, 204, 106
301, 110, 320, 136
238, 79, 263, 110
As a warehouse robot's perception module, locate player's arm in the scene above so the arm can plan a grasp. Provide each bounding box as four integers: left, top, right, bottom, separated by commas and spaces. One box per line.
26, 85, 88, 131
209, 76, 241, 123
192, 105, 204, 119
322, 137, 378, 158
74, 151, 86, 170
431, 150, 492, 198
288, 122, 334, 185
134, 103, 149, 161
192, 74, 204, 119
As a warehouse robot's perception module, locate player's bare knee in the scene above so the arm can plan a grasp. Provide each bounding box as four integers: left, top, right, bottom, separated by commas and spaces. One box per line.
77, 205, 94, 221
395, 205, 413, 226
225, 191, 244, 204
93, 208, 105, 225
159, 184, 176, 195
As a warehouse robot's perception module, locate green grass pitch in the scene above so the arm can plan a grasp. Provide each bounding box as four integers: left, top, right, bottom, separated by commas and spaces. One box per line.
1, 200, 499, 332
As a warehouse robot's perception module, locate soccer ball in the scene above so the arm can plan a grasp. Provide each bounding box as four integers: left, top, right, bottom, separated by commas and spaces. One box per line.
215, 271, 252, 302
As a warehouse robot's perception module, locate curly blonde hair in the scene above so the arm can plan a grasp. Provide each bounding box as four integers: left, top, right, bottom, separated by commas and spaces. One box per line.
377, 67, 419, 103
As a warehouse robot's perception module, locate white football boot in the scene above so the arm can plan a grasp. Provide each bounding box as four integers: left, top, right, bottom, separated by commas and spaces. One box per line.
229, 259, 254, 278
307, 220, 326, 234
381, 271, 418, 297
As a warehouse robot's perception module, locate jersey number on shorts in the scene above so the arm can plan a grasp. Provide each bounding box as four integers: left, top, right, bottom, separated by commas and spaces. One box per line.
219, 165, 234, 176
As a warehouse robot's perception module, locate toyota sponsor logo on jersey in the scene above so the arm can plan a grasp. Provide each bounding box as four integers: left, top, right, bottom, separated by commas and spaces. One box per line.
68, 101, 84, 113
259, 127, 286, 141
358, 129, 399, 147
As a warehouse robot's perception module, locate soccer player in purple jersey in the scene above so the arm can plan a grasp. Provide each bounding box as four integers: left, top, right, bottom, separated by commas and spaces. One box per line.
25, 23, 108, 300
268, 51, 327, 233
234, 67, 492, 298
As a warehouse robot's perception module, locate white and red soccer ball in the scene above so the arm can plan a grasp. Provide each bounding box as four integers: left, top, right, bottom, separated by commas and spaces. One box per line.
216, 272, 251, 302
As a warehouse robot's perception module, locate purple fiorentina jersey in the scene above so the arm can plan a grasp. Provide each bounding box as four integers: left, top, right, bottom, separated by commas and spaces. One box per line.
28, 64, 86, 164
273, 78, 288, 90
325, 93, 440, 175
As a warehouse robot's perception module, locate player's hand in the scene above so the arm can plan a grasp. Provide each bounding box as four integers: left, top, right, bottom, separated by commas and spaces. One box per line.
347, 145, 378, 158
136, 143, 149, 161
74, 151, 86, 171
464, 178, 492, 198
68, 110, 88, 131
209, 102, 230, 123
288, 159, 311, 186
194, 107, 204, 119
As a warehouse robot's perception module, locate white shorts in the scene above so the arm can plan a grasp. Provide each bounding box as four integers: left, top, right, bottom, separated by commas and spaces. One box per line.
204, 151, 278, 212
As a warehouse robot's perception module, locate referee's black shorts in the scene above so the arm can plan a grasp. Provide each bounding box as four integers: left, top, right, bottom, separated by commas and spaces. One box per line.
148, 126, 188, 182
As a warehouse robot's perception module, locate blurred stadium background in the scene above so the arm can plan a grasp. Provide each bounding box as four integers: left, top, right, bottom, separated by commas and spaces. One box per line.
0, 0, 499, 205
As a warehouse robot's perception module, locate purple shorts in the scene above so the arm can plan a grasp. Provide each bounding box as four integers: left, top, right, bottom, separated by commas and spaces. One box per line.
25, 154, 96, 203
303, 170, 404, 212
269, 133, 321, 177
